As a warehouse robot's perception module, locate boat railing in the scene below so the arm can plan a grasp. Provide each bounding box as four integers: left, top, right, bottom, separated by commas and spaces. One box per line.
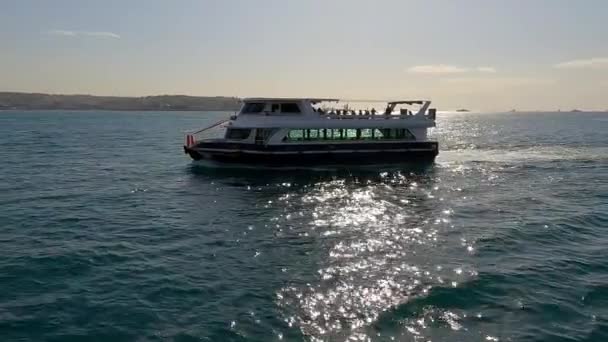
321, 110, 436, 121
184, 119, 229, 147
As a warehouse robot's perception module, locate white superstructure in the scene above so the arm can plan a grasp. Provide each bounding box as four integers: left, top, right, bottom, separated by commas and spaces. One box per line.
184, 98, 438, 165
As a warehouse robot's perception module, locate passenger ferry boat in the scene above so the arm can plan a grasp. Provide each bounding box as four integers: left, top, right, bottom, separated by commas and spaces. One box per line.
183, 98, 438, 165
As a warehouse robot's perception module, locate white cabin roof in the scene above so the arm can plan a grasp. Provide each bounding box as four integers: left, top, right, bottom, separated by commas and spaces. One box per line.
243, 98, 432, 105
243, 97, 339, 103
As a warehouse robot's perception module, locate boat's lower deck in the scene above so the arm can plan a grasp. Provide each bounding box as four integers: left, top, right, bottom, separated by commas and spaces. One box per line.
184, 141, 438, 165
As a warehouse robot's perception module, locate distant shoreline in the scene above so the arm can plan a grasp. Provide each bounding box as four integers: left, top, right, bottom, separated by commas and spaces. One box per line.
1, 92, 606, 113
0, 92, 242, 111
0, 108, 238, 113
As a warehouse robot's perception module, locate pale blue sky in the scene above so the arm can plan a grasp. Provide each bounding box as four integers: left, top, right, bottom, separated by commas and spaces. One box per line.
1, 0, 607, 110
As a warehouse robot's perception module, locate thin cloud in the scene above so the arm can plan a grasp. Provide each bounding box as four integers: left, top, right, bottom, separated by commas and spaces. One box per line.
47, 29, 78, 37
84, 31, 121, 39
554, 57, 608, 69
408, 64, 468, 74
45, 29, 120, 39
441, 77, 555, 87
477, 66, 497, 73
408, 64, 497, 74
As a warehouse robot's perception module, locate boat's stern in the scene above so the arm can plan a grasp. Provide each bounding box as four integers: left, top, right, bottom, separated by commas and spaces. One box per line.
183, 135, 203, 160
183, 119, 231, 160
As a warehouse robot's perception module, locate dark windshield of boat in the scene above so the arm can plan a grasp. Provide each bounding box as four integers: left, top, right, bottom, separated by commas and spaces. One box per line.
241, 103, 265, 113
226, 128, 251, 140
280, 103, 301, 113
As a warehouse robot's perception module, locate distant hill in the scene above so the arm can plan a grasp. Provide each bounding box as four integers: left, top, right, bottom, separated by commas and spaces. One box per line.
0, 92, 242, 111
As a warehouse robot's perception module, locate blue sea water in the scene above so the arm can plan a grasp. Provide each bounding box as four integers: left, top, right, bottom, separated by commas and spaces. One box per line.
0, 110, 607, 341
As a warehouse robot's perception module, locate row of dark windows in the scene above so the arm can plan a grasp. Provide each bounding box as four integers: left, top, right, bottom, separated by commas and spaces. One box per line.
226, 128, 417, 141
242, 103, 301, 114
284, 128, 416, 141
226, 128, 276, 140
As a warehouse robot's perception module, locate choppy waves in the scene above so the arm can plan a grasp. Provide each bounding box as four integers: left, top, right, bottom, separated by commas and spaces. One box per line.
1, 111, 607, 341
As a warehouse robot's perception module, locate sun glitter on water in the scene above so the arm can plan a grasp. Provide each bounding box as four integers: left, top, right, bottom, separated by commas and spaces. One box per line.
274, 170, 476, 340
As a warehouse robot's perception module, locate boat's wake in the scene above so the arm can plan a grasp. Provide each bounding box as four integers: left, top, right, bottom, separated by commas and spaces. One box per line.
438, 145, 608, 164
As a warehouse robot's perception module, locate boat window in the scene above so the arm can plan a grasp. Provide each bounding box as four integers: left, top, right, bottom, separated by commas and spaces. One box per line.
242, 103, 266, 113
271, 104, 280, 112
306, 129, 320, 140
332, 129, 343, 139
280, 103, 301, 113
226, 128, 251, 140
360, 129, 373, 139
255, 128, 277, 142
287, 129, 304, 141
346, 129, 358, 139
378, 129, 415, 140
395, 128, 416, 140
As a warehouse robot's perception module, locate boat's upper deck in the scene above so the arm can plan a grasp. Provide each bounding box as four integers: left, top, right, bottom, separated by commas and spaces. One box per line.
231, 98, 436, 129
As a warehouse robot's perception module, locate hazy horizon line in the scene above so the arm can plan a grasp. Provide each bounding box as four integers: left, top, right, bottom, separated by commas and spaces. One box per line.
1, 90, 607, 112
